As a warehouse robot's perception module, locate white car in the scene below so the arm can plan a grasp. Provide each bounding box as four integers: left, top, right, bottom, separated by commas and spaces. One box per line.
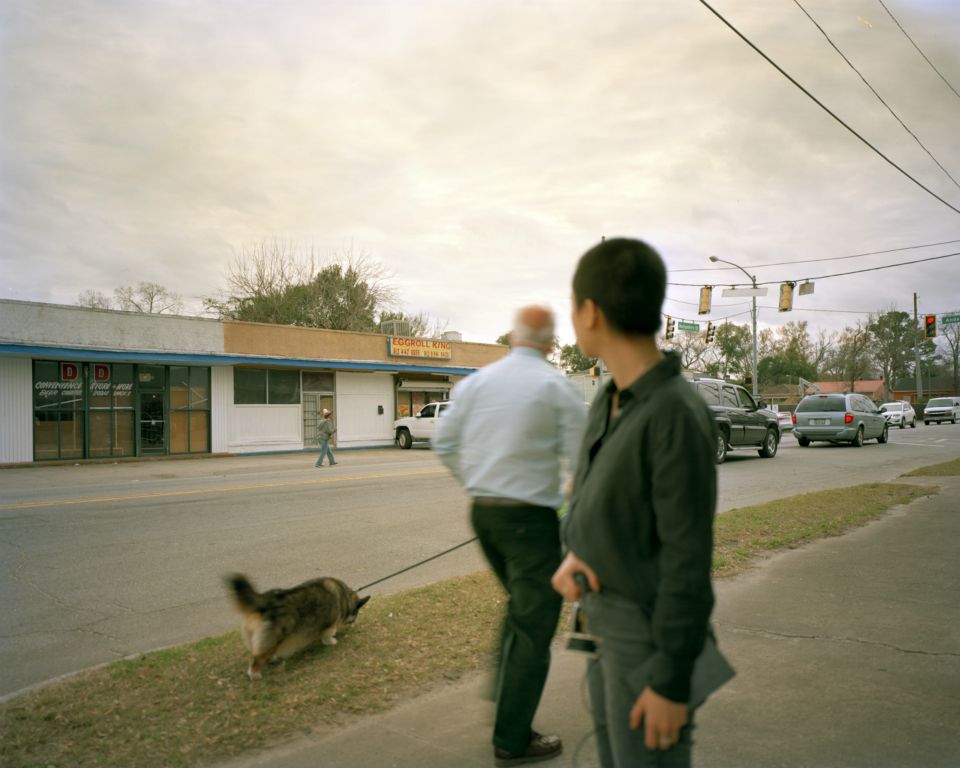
393, 401, 452, 449
924, 397, 960, 425
879, 401, 917, 429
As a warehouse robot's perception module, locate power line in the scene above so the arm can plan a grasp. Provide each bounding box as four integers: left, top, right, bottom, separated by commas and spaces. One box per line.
876, 0, 960, 103
754, 250, 960, 285
696, 0, 960, 217
670, 238, 960, 273
793, 0, 960, 192
668, 250, 960, 287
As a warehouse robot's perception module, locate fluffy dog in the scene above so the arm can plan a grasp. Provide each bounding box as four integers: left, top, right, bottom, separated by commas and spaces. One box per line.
226, 573, 370, 679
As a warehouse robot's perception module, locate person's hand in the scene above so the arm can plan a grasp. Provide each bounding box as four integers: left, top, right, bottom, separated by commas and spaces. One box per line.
629, 686, 689, 750
551, 551, 600, 601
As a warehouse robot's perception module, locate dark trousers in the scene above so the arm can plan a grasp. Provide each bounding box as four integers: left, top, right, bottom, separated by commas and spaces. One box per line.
471, 503, 563, 754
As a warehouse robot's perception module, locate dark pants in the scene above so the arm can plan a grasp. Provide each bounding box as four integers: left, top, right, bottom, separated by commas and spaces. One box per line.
471, 503, 563, 754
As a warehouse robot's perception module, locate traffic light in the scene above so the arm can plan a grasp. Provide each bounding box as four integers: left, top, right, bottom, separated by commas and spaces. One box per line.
664, 316, 676, 341
778, 281, 795, 312
924, 314, 937, 338
698, 286, 712, 315
705, 320, 716, 344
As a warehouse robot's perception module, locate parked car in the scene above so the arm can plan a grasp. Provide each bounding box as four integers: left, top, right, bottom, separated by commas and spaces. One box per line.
792, 393, 888, 447
394, 401, 452, 448
923, 397, 960, 425
879, 401, 917, 429
689, 377, 780, 464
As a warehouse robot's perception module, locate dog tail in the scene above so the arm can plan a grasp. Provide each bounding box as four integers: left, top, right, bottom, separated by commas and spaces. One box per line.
226, 574, 263, 614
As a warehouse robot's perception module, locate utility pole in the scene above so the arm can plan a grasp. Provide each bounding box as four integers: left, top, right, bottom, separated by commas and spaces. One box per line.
914, 292, 923, 402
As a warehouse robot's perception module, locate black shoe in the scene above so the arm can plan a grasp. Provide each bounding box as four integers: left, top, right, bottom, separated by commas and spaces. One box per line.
494, 732, 562, 766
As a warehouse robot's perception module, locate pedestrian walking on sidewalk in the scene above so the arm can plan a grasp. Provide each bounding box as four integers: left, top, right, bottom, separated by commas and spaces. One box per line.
552, 238, 731, 767
434, 305, 587, 766
314, 408, 337, 467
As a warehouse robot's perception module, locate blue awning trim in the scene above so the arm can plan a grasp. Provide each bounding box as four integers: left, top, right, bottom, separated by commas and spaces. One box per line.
0, 343, 478, 376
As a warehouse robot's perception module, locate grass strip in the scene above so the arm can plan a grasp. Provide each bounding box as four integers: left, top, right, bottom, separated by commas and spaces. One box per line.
902, 457, 960, 476
0, 482, 937, 767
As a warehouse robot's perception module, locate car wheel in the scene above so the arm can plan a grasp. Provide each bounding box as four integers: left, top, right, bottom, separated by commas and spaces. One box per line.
715, 431, 728, 464
898, 420, 905, 429
758, 427, 779, 458
924, 421, 929, 425
851, 426, 864, 447
396, 428, 412, 449
878, 424, 888, 444
911, 419, 916, 428
797, 436, 810, 447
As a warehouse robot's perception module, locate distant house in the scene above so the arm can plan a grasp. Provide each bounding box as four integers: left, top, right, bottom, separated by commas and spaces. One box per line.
760, 379, 887, 407
811, 380, 886, 401
888, 376, 957, 403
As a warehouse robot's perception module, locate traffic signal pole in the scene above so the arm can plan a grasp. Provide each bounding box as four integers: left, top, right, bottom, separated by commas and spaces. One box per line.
914, 292, 923, 401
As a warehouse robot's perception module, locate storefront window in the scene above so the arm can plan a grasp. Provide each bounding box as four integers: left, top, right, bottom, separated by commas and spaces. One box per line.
33, 361, 85, 460
234, 368, 300, 404
87, 363, 136, 458
170, 366, 211, 454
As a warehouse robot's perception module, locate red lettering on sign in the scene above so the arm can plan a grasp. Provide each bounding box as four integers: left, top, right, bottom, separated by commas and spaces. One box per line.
94, 364, 110, 382
61, 363, 79, 381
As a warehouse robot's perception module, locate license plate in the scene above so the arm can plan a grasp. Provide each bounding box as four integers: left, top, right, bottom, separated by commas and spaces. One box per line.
812, 418, 830, 425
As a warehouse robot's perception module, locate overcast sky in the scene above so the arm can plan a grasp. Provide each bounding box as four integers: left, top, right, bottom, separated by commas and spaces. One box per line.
2, 0, 959, 347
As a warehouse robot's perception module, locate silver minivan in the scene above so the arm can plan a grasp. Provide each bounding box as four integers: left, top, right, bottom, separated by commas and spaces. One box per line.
923, 397, 960, 425
793, 393, 888, 447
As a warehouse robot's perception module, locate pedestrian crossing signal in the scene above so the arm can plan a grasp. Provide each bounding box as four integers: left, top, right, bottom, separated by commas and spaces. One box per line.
924, 314, 937, 338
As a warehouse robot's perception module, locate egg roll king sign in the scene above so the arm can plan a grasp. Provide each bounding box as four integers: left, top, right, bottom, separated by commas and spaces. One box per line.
387, 337, 452, 360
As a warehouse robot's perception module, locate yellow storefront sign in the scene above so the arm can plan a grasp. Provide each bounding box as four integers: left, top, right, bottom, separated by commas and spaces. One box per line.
388, 337, 452, 360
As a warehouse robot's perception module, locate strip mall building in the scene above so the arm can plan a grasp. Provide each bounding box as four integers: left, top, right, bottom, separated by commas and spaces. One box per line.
0, 300, 506, 465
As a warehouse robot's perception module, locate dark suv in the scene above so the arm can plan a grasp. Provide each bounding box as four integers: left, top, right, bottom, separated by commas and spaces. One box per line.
689, 377, 781, 463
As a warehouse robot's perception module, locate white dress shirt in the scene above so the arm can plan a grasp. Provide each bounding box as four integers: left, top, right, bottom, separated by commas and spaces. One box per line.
433, 346, 587, 509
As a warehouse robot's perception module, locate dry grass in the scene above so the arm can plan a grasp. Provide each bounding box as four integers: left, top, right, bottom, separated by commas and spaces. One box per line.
902, 457, 960, 476
1, 482, 937, 767
712, 482, 935, 578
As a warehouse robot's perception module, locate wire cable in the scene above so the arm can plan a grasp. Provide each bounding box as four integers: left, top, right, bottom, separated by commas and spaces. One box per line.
793, 0, 960, 192
670, 238, 960, 272
696, 0, 960, 217
876, 0, 960, 103
668, 250, 960, 287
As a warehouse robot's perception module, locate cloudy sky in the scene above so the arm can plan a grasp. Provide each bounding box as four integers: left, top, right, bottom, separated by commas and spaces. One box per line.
2, 0, 959, 347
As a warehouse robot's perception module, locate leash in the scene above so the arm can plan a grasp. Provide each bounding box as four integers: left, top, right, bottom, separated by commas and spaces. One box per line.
357, 536, 479, 592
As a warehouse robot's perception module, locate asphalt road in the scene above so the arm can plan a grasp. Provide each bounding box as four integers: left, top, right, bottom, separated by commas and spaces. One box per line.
2, 421, 959, 700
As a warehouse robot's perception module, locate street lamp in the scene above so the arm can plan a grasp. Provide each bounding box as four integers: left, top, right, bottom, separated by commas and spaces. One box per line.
710, 256, 759, 398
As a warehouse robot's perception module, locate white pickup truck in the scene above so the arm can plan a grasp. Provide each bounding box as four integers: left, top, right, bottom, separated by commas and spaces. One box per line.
394, 401, 452, 449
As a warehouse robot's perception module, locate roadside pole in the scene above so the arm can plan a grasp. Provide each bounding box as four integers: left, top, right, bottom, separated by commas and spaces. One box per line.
914, 292, 923, 402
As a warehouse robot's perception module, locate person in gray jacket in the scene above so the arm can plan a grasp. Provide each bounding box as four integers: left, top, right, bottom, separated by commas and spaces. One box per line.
314, 408, 337, 467
552, 239, 727, 767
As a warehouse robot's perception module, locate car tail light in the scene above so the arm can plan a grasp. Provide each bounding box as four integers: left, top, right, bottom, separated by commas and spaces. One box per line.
844, 413, 854, 424
791, 413, 796, 425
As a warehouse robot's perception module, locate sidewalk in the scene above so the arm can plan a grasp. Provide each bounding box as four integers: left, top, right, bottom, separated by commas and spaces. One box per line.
218, 477, 960, 768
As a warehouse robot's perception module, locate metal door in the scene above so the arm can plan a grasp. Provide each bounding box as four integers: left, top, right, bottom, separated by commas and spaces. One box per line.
139, 391, 166, 454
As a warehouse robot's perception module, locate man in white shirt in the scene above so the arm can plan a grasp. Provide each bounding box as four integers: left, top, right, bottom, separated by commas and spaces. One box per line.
434, 305, 586, 766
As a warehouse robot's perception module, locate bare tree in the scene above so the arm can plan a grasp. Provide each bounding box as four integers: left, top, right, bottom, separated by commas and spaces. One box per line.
77, 290, 113, 310
204, 239, 399, 331
114, 282, 184, 314
829, 323, 873, 390
78, 283, 183, 314
936, 313, 960, 393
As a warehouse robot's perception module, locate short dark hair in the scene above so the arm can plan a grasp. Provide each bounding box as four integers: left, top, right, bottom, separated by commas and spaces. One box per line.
572, 238, 666, 335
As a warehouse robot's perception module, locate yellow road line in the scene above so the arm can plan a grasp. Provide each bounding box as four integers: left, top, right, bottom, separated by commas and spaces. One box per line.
0, 467, 448, 511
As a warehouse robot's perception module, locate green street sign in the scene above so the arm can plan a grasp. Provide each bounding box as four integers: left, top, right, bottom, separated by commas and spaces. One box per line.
942, 313, 960, 325
678, 321, 700, 332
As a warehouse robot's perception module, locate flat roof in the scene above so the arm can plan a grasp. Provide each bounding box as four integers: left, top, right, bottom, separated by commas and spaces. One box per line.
0, 343, 478, 376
